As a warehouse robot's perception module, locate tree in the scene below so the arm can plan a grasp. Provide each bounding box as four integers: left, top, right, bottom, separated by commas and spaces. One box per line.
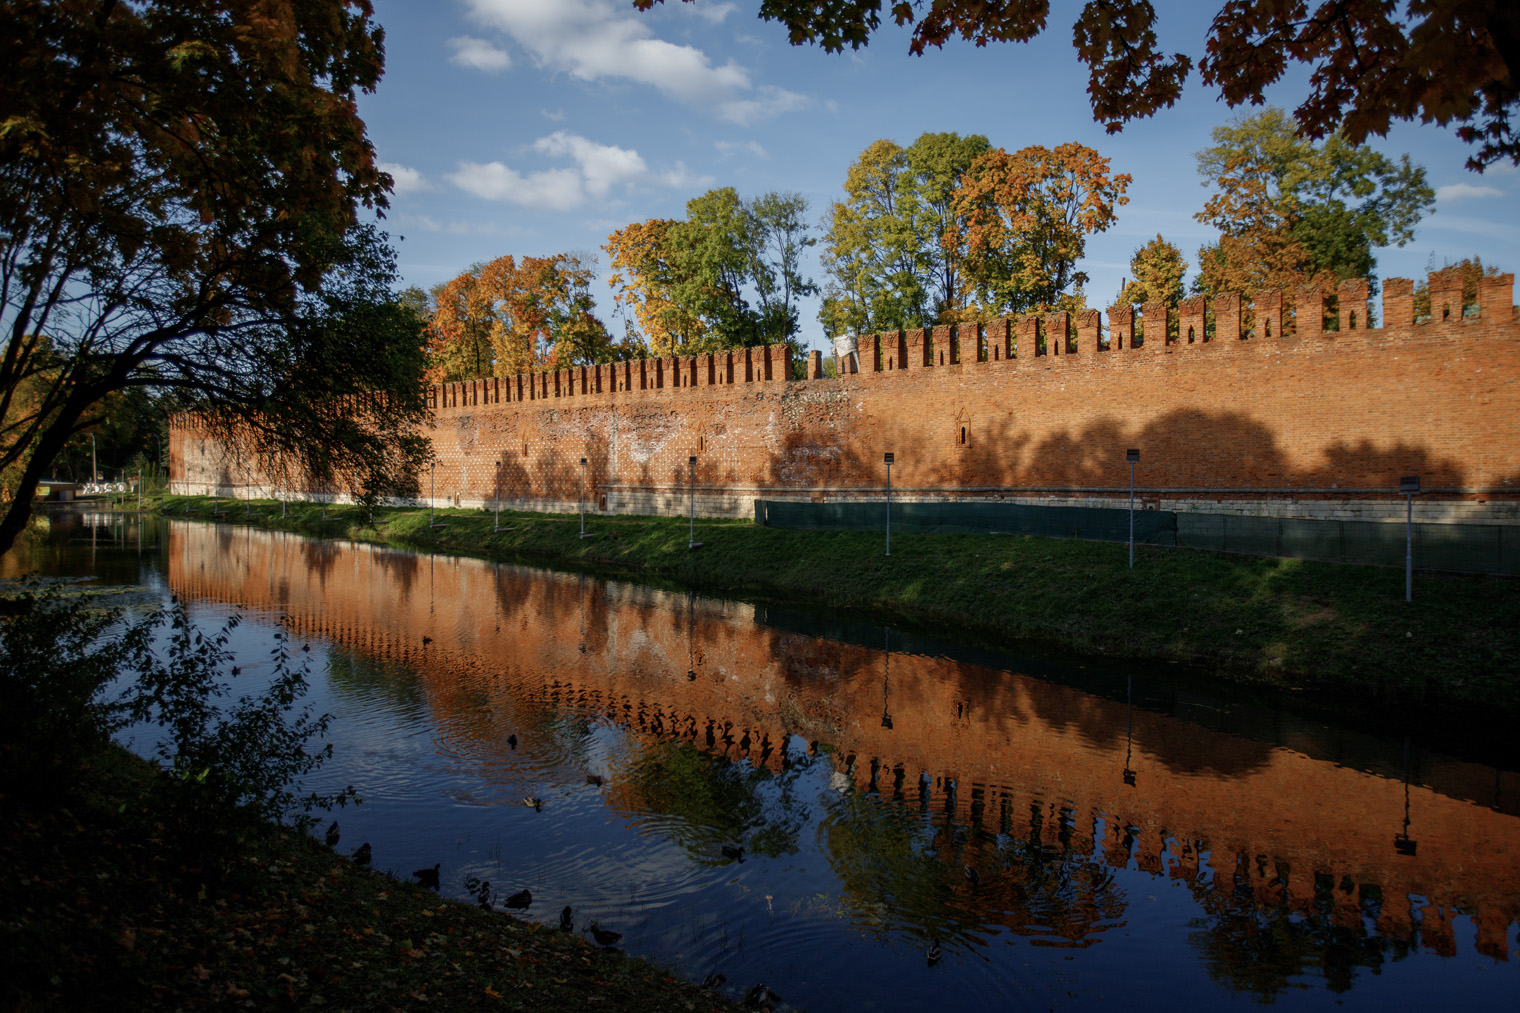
427, 253, 622, 381
1119, 235, 1188, 306
749, 191, 818, 344
1413, 256, 1501, 319
605, 218, 706, 356
0, 0, 422, 555
428, 271, 497, 383
950, 142, 1130, 314
1192, 109, 1434, 297
607, 188, 815, 353
669, 188, 761, 349
638, 1, 1520, 171
819, 139, 927, 338
905, 131, 991, 319
818, 132, 986, 337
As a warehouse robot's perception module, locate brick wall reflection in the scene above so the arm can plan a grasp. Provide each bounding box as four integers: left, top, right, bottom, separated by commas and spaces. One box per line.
167, 521, 1520, 962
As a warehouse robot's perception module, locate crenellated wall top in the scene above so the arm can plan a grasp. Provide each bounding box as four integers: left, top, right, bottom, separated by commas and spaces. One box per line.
426, 342, 794, 412
421, 270, 1515, 412
829, 271, 1515, 376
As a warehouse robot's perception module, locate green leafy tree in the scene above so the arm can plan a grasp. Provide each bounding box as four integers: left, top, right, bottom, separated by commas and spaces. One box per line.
1192, 109, 1434, 297
670, 187, 764, 349
0, 0, 424, 555
819, 132, 987, 337
611, 188, 815, 353
820, 139, 926, 338
905, 131, 991, 320
749, 191, 819, 343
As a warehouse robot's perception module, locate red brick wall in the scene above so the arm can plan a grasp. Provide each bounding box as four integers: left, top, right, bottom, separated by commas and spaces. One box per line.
171, 274, 1520, 520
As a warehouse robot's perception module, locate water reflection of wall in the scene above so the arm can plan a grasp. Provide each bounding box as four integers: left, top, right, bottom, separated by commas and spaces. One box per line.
165, 521, 1520, 963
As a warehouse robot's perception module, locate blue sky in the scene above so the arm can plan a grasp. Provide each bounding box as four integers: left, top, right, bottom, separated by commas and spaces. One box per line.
360, 0, 1520, 358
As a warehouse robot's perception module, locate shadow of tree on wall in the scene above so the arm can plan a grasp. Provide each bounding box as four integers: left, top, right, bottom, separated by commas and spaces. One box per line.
893, 408, 1473, 493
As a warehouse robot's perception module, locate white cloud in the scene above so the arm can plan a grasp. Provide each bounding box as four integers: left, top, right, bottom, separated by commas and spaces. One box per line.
1436, 182, 1504, 203
402, 214, 497, 236
449, 161, 586, 211
715, 139, 768, 160
541, 108, 566, 122
378, 161, 433, 196
462, 0, 807, 124
448, 132, 699, 210
532, 131, 648, 199
1419, 213, 1518, 240
684, 1, 736, 23
448, 35, 512, 72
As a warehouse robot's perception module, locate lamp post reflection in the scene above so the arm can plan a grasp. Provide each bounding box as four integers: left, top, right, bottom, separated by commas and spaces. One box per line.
1123, 673, 1137, 787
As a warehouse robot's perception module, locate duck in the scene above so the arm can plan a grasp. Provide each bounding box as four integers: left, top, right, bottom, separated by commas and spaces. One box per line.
474, 880, 492, 908
559, 905, 574, 932
324, 821, 340, 848
421, 635, 432, 645
744, 983, 781, 1009
926, 940, 943, 967
721, 844, 745, 863
585, 774, 605, 787
701, 972, 727, 991
586, 922, 622, 947
351, 842, 372, 867
964, 864, 980, 888
507, 734, 518, 750
413, 863, 440, 890
521, 796, 542, 812
504, 888, 533, 909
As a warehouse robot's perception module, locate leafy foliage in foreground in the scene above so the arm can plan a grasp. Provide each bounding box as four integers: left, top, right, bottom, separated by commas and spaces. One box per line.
637, 0, 1520, 171
0, 747, 742, 1012
0, 581, 352, 829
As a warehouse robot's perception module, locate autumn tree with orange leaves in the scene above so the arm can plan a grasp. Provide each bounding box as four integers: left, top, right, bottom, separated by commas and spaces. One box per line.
426, 254, 626, 382
949, 143, 1130, 315
604, 219, 708, 356
1190, 109, 1433, 301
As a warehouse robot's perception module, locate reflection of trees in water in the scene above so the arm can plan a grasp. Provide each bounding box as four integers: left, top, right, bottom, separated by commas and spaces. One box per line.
824, 790, 1128, 949
325, 646, 426, 711
615, 739, 804, 861
1189, 858, 1409, 1000
300, 539, 340, 586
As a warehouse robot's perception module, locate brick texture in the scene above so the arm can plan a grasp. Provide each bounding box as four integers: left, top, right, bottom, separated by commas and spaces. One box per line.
172, 275, 1520, 520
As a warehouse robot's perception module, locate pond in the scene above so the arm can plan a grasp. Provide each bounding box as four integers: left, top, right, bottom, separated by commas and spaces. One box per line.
7, 509, 1520, 1010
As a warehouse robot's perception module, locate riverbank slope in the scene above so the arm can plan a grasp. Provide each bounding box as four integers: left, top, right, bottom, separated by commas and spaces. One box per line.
145, 496, 1519, 718
0, 744, 744, 1012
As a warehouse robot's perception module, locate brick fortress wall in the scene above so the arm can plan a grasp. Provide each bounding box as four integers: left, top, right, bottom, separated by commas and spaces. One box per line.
170, 270, 1520, 524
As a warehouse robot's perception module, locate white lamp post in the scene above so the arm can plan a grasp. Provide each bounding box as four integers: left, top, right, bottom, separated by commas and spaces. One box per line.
1400, 475, 1420, 601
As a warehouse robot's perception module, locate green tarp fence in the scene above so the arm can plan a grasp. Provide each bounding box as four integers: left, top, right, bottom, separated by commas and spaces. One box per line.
754, 499, 1179, 544
753, 499, 1517, 575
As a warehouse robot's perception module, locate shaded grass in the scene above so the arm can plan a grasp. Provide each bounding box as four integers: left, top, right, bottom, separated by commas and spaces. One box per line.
153, 495, 1520, 717
0, 744, 743, 1012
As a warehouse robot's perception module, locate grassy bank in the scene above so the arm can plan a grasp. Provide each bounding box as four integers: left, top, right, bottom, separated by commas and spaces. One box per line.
146, 495, 1519, 718
0, 744, 743, 1012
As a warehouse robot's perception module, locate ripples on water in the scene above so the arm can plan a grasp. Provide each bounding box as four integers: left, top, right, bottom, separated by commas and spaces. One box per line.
7, 511, 1520, 1010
